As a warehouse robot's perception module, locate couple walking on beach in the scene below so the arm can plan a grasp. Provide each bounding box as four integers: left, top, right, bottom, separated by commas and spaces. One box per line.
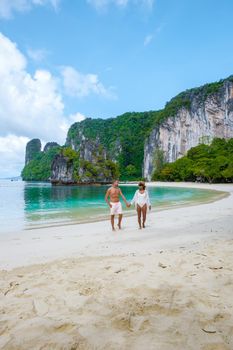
105, 180, 151, 231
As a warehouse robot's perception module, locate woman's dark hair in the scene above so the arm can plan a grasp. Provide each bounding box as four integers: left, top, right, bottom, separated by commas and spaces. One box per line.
138, 181, 146, 190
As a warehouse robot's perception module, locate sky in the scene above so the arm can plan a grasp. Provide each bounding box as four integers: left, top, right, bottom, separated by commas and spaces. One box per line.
0, 0, 233, 177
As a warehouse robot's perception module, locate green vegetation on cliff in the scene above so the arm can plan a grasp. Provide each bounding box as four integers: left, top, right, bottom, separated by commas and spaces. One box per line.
67, 75, 233, 179
62, 146, 80, 181
78, 142, 120, 182
67, 112, 157, 179
22, 146, 61, 181
21, 75, 233, 182
21, 144, 119, 183
152, 138, 233, 183
79, 159, 119, 182
25, 138, 41, 165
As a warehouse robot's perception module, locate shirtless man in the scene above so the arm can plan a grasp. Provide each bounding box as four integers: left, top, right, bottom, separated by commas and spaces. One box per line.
105, 180, 130, 231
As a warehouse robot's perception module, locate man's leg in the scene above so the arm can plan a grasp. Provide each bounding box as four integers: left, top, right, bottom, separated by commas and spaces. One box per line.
111, 215, 115, 231
142, 204, 147, 228
137, 204, 142, 229
118, 214, 123, 229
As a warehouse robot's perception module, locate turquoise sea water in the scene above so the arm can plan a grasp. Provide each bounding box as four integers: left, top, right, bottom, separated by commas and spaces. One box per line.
0, 180, 222, 233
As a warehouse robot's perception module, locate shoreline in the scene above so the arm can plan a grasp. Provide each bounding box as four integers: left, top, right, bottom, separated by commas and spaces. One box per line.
0, 182, 232, 270
16, 182, 231, 232
1, 182, 233, 349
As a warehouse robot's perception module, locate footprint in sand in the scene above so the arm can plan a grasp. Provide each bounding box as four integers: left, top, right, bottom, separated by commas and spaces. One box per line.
111, 312, 151, 332
53, 322, 76, 332
3, 281, 20, 295
33, 299, 49, 316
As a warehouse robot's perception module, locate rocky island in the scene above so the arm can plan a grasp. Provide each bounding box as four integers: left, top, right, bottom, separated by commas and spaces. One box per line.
21, 75, 233, 184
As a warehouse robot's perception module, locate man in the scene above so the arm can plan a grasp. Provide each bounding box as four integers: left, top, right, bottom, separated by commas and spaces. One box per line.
105, 180, 130, 231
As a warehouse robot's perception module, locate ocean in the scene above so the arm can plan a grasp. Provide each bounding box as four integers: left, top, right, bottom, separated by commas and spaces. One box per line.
0, 180, 220, 233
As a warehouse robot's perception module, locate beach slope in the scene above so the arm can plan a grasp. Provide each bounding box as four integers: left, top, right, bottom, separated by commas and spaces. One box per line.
0, 182, 233, 350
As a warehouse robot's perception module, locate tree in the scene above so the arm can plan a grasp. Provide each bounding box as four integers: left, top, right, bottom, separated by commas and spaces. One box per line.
152, 138, 233, 183
125, 164, 137, 179
153, 149, 165, 173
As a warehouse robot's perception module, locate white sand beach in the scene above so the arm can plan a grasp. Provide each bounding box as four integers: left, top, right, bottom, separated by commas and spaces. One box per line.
0, 182, 233, 350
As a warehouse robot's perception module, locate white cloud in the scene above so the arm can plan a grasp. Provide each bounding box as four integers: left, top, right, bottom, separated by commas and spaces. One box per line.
0, 32, 117, 177
144, 33, 153, 46
87, 0, 154, 10
0, 33, 26, 73
68, 112, 86, 124
0, 112, 87, 177
27, 48, 48, 62
0, 0, 60, 19
0, 134, 29, 177
0, 32, 89, 176
61, 66, 117, 99
0, 32, 65, 141
60, 112, 86, 134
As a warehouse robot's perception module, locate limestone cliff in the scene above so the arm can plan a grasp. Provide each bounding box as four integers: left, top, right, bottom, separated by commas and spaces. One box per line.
51, 154, 74, 184
144, 78, 233, 180
50, 137, 118, 184
25, 138, 41, 165
43, 142, 60, 153
66, 121, 121, 163
65, 113, 156, 180
22, 140, 61, 181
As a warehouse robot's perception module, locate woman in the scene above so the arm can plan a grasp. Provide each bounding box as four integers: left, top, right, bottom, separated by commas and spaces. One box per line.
130, 182, 151, 229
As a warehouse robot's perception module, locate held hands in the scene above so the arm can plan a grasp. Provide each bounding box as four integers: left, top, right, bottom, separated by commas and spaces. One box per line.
126, 202, 131, 208
109, 203, 112, 208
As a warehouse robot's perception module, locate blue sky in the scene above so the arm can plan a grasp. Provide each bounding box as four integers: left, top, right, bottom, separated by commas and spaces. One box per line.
0, 0, 233, 176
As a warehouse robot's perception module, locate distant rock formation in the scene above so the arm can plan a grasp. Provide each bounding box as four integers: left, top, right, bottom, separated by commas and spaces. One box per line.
22, 139, 61, 181
25, 138, 41, 165
51, 137, 118, 184
43, 142, 60, 153
51, 154, 74, 184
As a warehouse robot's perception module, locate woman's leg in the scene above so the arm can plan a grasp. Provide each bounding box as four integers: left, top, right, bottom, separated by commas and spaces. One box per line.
137, 204, 142, 229
142, 204, 147, 228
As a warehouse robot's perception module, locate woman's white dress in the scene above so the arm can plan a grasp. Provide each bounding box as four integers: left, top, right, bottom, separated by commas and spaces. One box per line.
131, 190, 151, 208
